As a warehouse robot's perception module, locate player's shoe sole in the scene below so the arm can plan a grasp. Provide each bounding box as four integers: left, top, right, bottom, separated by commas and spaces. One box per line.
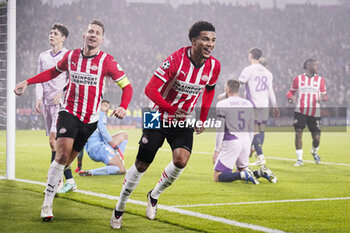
110, 209, 123, 229
41, 204, 54, 222
79, 170, 93, 176
259, 165, 278, 183
293, 160, 304, 166
146, 190, 158, 220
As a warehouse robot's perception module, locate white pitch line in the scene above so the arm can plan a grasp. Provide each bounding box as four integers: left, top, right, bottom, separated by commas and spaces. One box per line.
14, 144, 350, 167
171, 197, 350, 208
264, 156, 350, 167
11, 178, 286, 233
129, 146, 350, 167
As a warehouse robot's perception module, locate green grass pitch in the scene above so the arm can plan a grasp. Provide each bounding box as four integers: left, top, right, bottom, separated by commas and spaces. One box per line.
0, 128, 350, 232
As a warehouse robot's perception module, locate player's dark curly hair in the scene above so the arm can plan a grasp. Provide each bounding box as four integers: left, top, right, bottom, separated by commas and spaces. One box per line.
303, 58, 316, 70
51, 23, 69, 38
188, 21, 215, 41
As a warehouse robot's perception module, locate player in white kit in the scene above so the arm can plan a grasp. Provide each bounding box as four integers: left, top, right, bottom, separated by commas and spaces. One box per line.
213, 80, 277, 184
35, 23, 76, 193
239, 48, 279, 166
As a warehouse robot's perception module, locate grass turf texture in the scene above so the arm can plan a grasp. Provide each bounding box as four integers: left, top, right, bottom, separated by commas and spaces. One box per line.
0, 128, 349, 232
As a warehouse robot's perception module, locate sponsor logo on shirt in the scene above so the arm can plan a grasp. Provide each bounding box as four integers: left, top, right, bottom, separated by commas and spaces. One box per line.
173, 80, 204, 95
300, 86, 318, 93
71, 71, 99, 86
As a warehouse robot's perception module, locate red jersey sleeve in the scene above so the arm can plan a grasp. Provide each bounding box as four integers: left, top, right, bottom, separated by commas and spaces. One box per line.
286, 76, 299, 99
320, 77, 327, 94
55, 51, 70, 72
106, 55, 126, 82
207, 59, 221, 87
153, 52, 178, 83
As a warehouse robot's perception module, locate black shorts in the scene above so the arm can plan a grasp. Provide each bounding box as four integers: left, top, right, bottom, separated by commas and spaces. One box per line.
56, 111, 98, 152
136, 125, 194, 163
293, 112, 321, 133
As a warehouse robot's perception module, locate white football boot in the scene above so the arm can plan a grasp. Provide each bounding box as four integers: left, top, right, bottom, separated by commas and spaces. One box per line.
146, 190, 158, 220
293, 160, 304, 166
41, 204, 54, 221
110, 209, 123, 229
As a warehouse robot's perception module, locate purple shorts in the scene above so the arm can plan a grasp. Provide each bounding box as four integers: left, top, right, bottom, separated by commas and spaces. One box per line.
43, 104, 60, 136
214, 136, 251, 172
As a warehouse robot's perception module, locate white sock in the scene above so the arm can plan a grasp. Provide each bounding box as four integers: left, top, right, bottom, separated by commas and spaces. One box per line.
257, 154, 265, 160
151, 162, 184, 200
115, 164, 144, 212
240, 171, 246, 179
43, 160, 65, 205
311, 147, 319, 155
296, 149, 303, 161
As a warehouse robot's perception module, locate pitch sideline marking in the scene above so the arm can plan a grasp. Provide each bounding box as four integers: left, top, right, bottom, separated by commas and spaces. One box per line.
171, 197, 350, 208
10, 177, 286, 233
16, 144, 350, 167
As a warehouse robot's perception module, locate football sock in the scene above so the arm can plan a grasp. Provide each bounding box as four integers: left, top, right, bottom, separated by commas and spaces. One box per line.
253, 134, 263, 155
118, 140, 128, 154
151, 161, 184, 199
90, 166, 120, 175
115, 164, 144, 212
64, 167, 73, 179
312, 140, 320, 149
218, 171, 241, 182
296, 149, 303, 161
50, 151, 56, 163
43, 160, 65, 205
311, 146, 319, 155
77, 150, 84, 168
259, 132, 265, 145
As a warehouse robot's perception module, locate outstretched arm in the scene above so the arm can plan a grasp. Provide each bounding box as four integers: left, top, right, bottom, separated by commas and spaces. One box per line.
14, 67, 61, 95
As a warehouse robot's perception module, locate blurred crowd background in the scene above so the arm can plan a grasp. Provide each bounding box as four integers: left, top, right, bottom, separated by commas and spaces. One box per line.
8, 0, 350, 129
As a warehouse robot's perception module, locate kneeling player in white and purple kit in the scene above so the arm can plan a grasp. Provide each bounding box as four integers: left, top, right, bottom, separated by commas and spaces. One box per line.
213, 80, 277, 184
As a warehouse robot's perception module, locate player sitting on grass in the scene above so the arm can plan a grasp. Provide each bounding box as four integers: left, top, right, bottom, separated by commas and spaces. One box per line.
213, 80, 277, 184
79, 100, 127, 176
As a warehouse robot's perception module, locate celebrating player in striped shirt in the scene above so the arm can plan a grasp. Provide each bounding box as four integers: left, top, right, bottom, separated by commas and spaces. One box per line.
287, 58, 327, 166
14, 20, 133, 221
111, 21, 221, 229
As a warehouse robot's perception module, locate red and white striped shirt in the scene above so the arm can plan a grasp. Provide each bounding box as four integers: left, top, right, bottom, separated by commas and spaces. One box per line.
287, 73, 327, 117
56, 48, 126, 123
151, 46, 221, 119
